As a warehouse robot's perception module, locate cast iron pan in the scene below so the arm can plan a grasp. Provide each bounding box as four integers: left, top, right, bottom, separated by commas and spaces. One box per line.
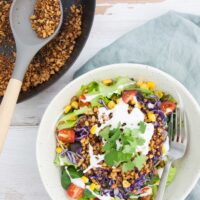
0, 0, 96, 103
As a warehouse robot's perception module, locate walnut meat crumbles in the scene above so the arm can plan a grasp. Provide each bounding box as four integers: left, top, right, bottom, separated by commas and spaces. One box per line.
0, 0, 12, 45
0, 1, 82, 96
30, 0, 61, 38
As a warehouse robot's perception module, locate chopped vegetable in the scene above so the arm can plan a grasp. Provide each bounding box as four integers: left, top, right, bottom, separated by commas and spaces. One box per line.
61, 169, 71, 189
167, 166, 176, 186
57, 106, 92, 131
160, 101, 176, 114
58, 129, 75, 143
122, 90, 137, 103
67, 183, 84, 199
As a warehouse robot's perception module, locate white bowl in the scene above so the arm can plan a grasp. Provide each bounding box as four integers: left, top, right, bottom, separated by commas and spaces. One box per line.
37, 63, 200, 200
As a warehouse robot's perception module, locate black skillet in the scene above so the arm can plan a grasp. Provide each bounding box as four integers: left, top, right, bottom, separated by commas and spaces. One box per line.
0, 0, 96, 103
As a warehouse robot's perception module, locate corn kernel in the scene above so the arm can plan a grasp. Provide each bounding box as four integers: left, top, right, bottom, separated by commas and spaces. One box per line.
116, 98, 120, 104
81, 176, 89, 183
102, 79, 113, 85
90, 125, 97, 135
162, 145, 165, 155
136, 80, 143, 86
155, 90, 164, 99
148, 112, 156, 122
90, 183, 100, 191
71, 101, 79, 109
108, 101, 116, 109
90, 183, 95, 191
64, 105, 72, 114
155, 180, 160, 185
95, 184, 100, 191
147, 81, 156, 90
89, 198, 95, 200
130, 99, 135, 105
56, 147, 62, 154
123, 180, 131, 188
137, 102, 142, 109
140, 83, 149, 90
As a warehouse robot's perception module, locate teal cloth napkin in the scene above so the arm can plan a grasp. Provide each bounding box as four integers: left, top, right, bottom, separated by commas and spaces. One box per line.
74, 11, 200, 199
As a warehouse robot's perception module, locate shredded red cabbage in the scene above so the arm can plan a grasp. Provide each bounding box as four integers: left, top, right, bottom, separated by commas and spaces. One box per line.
75, 126, 90, 141
99, 98, 108, 109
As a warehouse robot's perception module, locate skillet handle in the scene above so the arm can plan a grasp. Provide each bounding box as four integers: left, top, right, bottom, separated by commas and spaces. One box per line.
0, 78, 22, 153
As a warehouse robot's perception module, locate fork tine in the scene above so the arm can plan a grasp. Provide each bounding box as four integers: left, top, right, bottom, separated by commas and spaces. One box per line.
178, 108, 183, 143
183, 111, 188, 145
173, 107, 180, 142
169, 110, 174, 143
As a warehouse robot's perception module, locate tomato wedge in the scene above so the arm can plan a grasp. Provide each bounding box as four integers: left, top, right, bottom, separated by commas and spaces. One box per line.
67, 183, 84, 199
122, 90, 137, 104
58, 129, 75, 143
160, 101, 176, 114
79, 95, 90, 107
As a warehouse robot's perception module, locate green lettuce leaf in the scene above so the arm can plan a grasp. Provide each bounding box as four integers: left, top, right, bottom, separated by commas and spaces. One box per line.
67, 166, 83, 178
61, 169, 71, 189
56, 106, 92, 131
123, 161, 135, 172
78, 77, 135, 101
54, 154, 72, 167
167, 166, 176, 186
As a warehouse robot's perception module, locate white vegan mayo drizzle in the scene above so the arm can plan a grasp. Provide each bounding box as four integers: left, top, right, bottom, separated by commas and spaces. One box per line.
94, 99, 154, 155
65, 167, 85, 189
83, 144, 104, 173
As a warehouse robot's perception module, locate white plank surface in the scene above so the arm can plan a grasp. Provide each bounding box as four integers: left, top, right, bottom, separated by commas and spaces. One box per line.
1, 0, 200, 199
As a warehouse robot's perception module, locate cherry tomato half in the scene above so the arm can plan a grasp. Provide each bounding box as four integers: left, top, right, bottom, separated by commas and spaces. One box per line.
79, 95, 90, 107
58, 129, 75, 143
122, 90, 137, 104
160, 101, 176, 114
67, 183, 84, 199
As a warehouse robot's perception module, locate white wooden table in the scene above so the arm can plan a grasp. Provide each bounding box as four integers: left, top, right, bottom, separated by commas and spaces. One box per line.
1, 0, 200, 199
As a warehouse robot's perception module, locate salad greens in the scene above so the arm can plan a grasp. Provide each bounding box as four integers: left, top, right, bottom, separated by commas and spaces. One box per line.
57, 106, 92, 131
54, 154, 72, 167
78, 76, 135, 98
167, 166, 177, 186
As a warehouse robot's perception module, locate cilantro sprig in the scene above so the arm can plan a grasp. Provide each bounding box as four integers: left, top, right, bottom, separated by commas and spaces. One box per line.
99, 122, 147, 172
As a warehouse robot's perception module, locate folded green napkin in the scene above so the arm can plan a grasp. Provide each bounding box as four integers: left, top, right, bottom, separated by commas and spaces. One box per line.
74, 11, 200, 199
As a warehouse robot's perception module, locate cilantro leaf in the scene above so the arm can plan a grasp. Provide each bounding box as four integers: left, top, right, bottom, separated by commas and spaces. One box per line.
122, 144, 136, 154
123, 161, 135, 172
108, 128, 121, 142
136, 138, 145, 146
103, 142, 116, 152
104, 150, 132, 166
99, 126, 111, 140
138, 121, 146, 133
134, 155, 146, 170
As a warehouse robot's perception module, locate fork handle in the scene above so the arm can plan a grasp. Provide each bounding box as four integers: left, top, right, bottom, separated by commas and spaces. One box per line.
0, 78, 22, 153
155, 160, 172, 200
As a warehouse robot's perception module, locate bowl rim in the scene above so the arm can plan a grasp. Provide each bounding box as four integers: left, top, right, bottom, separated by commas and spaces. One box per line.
36, 63, 200, 200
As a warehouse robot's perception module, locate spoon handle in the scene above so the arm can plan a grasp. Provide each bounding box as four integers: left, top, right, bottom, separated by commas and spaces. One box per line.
0, 78, 22, 153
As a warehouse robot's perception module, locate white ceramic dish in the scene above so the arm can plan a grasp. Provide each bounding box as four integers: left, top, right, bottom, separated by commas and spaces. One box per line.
37, 63, 200, 200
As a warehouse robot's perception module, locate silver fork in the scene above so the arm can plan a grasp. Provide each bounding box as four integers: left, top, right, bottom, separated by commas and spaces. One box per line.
155, 107, 188, 200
